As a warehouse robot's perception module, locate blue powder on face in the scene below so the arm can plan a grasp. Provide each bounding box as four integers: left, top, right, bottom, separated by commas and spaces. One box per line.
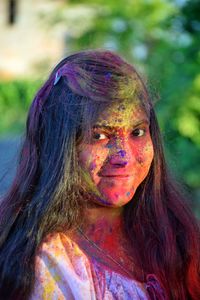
95, 196, 113, 206
126, 192, 131, 197
118, 150, 126, 157
106, 144, 113, 149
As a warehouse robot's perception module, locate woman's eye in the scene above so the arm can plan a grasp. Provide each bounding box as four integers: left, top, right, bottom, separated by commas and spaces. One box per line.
92, 133, 108, 140
132, 128, 146, 137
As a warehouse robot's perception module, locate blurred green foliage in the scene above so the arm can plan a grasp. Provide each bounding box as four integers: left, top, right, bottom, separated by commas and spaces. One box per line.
0, 80, 41, 136
0, 0, 199, 215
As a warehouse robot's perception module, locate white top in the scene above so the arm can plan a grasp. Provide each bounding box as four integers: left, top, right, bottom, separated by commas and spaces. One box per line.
30, 232, 167, 300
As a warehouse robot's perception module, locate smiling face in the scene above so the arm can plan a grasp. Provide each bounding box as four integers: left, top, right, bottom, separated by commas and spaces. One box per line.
77, 101, 154, 208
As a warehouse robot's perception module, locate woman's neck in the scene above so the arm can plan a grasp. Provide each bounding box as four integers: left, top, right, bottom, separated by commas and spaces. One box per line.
75, 204, 135, 263
73, 204, 136, 278
81, 205, 124, 244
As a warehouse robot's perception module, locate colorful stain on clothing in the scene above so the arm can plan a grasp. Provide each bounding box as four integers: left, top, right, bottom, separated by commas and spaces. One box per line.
30, 232, 160, 299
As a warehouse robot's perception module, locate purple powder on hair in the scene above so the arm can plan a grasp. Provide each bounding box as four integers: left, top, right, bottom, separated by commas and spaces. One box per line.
105, 72, 112, 80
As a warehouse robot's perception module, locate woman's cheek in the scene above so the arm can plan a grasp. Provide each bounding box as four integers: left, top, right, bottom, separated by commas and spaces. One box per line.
78, 149, 92, 169
90, 150, 108, 177
134, 141, 154, 166
78, 145, 108, 176
144, 141, 154, 163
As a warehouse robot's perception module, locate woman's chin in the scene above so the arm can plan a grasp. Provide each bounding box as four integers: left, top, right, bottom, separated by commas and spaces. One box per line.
90, 191, 134, 208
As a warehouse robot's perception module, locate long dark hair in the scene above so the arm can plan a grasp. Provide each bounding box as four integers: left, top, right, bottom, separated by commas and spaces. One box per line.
0, 50, 199, 300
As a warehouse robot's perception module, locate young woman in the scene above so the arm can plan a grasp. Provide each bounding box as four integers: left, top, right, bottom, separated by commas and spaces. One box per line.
0, 50, 199, 300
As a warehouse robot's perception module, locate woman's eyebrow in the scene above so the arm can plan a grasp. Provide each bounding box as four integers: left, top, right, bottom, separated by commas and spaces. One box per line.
132, 119, 149, 128
92, 125, 115, 131
93, 119, 149, 131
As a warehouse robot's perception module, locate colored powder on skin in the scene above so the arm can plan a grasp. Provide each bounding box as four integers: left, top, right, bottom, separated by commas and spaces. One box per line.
80, 169, 101, 197
107, 182, 115, 188
118, 150, 126, 158
95, 195, 113, 206
126, 192, 131, 197
117, 104, 126, 111
89, 162, 97, 171
106, 144, 113, 149
137, 156, 143, 164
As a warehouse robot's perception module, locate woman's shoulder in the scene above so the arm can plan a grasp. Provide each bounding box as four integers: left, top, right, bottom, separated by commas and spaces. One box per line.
37, 231, 90, 271
38, 231, 80, 253
31, 232, 96, 299
33, 232, 168, 300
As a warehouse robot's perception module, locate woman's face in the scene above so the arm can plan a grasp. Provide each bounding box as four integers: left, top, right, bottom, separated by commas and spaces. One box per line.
77, 101, 154, 207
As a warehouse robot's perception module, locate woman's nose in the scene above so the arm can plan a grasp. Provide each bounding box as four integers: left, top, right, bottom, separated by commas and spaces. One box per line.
107, 138, 131, 166
108, 149, 128, 166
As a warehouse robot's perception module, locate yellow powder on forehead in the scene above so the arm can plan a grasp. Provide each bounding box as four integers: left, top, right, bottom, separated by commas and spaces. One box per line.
96, 100, 144, 129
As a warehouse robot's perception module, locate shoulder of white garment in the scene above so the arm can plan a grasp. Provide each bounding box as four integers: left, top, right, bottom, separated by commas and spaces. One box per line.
30, 232, 164, 300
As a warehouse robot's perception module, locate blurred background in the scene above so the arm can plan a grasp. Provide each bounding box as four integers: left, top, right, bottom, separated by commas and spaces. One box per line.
0, 0, 199, 218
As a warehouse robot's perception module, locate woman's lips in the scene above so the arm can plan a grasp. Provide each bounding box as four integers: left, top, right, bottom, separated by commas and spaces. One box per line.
100, 174, 132, 179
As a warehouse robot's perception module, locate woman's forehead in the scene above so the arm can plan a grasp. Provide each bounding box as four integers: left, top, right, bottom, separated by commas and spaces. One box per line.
95, 101, 148, 130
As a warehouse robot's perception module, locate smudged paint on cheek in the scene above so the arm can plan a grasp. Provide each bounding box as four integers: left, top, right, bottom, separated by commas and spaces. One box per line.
133, 140, 154, 166
114, 193, 120, 199
79, 144, 109, 187
143, 142, 154, 164
89, 161, 97, 172
78, 146, 92, 169
106, 144, 113, 149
